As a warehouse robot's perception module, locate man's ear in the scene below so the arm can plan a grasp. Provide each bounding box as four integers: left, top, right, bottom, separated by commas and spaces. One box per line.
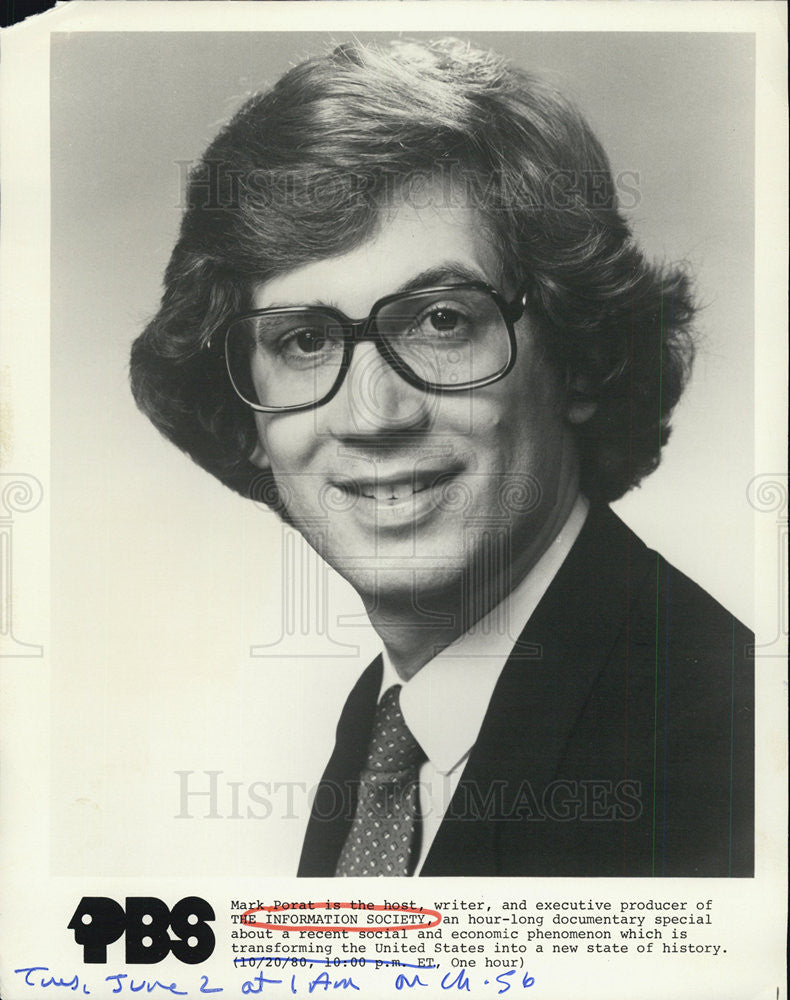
566, 373, 598, 426
249, 440, 270, 469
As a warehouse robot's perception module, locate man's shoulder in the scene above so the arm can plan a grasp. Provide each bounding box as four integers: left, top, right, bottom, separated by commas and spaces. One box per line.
582, 503, 751, 641
570, 505, 753, 755
552, 502, 754, 727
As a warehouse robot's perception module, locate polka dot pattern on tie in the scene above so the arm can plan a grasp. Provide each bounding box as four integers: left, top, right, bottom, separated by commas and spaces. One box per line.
335, 685, 427, 877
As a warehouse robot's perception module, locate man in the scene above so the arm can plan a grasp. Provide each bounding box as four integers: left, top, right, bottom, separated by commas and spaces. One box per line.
130, 37, 753, 877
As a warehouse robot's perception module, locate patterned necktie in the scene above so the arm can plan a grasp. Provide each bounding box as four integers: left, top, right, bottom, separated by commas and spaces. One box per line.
335, 684, 427, 876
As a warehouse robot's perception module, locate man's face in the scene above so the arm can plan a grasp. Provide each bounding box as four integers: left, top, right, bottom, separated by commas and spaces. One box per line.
249, 192, 583, 612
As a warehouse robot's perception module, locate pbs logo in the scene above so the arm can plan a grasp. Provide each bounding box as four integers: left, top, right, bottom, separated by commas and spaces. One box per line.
68, 896, 215, 964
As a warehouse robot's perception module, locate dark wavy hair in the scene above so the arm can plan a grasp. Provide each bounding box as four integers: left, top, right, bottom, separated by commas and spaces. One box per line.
130, 36, 696, 504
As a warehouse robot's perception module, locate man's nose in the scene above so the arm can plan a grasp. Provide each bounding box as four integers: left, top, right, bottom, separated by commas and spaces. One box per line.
324, 341, 433, 436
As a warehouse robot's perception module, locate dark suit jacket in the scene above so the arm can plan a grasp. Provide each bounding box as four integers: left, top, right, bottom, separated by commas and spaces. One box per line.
298, 505, 754, 877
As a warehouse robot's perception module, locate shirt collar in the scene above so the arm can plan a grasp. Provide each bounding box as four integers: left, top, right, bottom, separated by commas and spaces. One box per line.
379, 494, 589, 775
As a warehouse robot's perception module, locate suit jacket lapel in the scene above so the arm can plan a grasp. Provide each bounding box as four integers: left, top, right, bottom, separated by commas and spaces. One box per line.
421, 505, 655, 875
297, 655, 383, 876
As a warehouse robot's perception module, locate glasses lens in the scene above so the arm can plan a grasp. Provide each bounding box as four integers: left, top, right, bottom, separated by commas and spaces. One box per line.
225, 310, 345, 409
375, 287, 511, 387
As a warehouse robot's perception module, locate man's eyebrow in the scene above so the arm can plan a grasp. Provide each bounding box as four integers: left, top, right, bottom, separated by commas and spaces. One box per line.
257, 262, 494, 312
392, 262, 492, 295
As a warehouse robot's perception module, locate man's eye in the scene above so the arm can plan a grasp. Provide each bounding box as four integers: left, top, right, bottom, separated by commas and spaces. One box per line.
429, 308, 462, 332
286, 328, 330, 354
409, 304, 472, 339
273, 326, 344, 368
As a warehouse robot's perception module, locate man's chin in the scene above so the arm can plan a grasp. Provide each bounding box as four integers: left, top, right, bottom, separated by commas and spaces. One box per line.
340, 564, 469, 613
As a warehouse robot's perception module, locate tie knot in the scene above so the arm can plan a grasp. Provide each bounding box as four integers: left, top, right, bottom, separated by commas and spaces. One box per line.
365, 685, 426, 774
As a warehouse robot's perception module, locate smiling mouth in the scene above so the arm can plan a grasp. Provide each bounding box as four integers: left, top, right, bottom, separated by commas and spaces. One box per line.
333, 470, 459, 505
360, 478, 431, 503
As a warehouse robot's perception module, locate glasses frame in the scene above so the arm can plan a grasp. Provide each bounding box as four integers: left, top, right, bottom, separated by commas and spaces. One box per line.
217, 281, 528, 413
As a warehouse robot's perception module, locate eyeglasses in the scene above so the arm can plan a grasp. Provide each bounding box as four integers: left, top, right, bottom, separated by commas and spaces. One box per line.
219, 281, 527, 413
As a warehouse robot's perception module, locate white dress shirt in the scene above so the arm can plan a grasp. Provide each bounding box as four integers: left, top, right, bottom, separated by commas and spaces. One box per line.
377, 493, 589, 873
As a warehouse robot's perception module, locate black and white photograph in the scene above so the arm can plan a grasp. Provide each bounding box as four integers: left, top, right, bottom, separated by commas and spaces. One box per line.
0, 3, 786, 998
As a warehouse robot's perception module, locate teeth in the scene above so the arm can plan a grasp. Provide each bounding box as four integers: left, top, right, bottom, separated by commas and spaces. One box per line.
361, 479, 430, 502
